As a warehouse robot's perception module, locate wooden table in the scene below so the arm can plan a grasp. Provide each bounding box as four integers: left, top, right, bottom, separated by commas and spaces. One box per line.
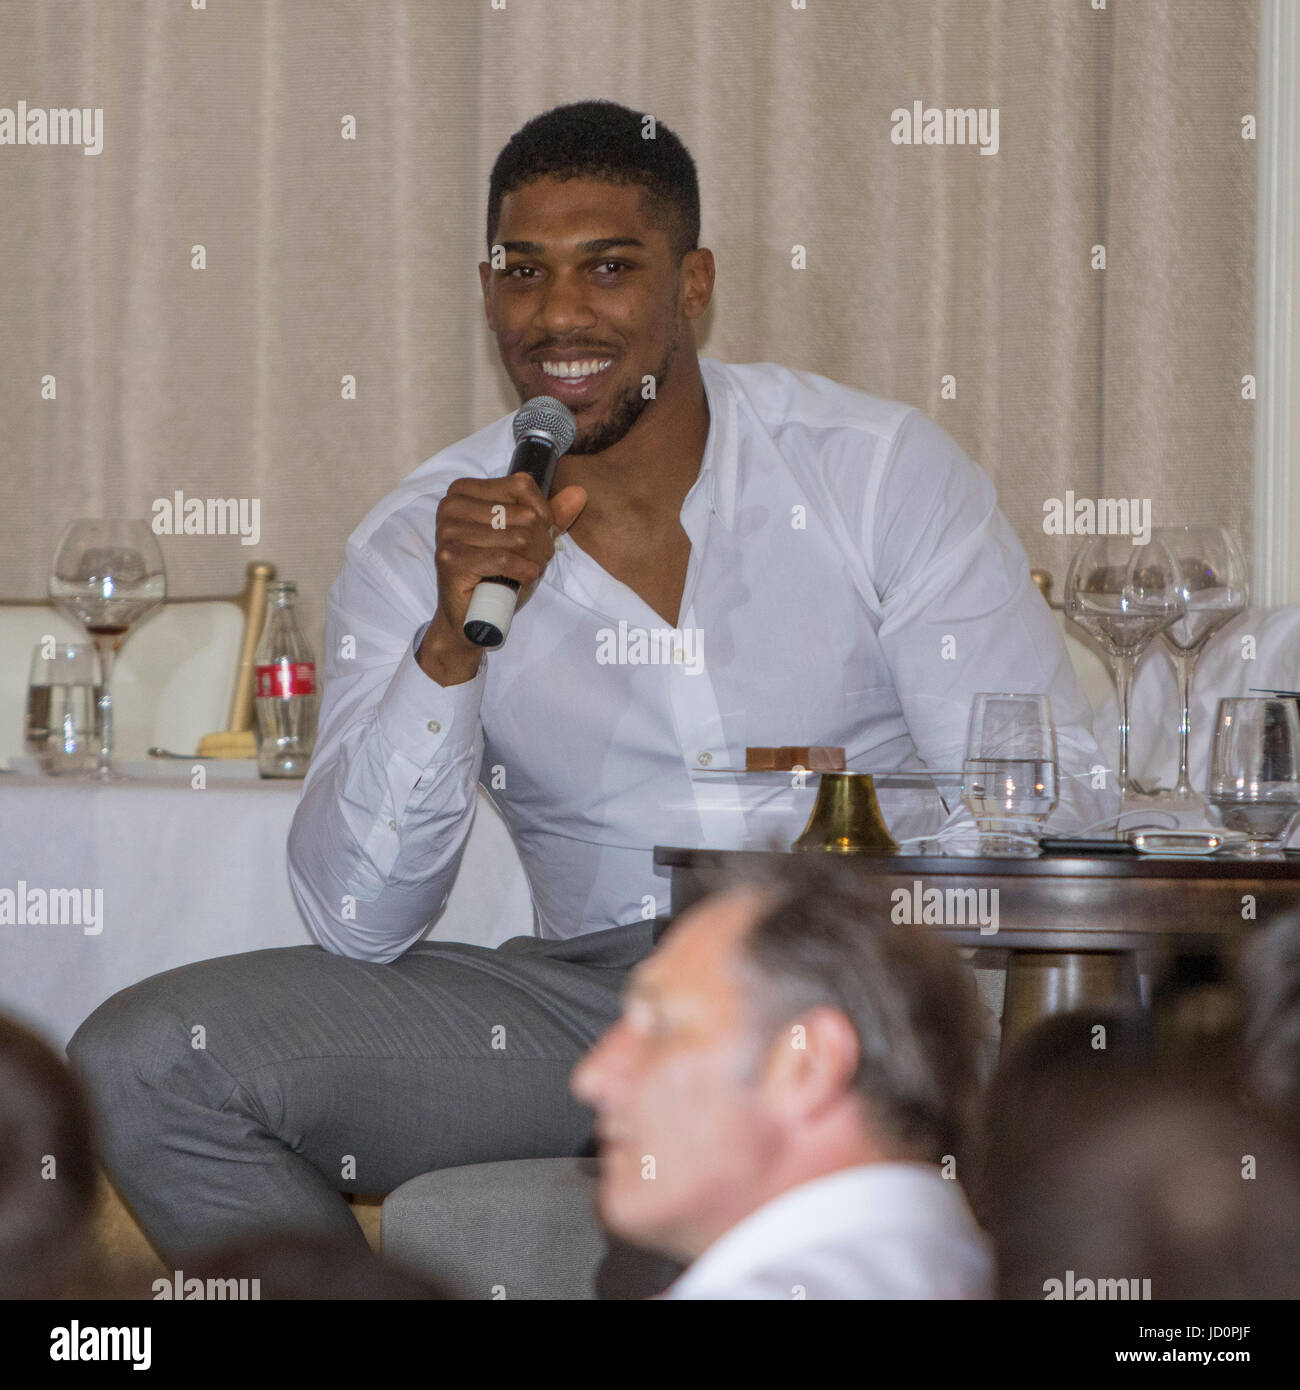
653, 846, 1300, 1046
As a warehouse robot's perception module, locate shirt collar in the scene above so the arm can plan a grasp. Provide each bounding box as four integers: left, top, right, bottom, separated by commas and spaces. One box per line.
665, 1163, 970, 1298
687, 357, 740, 532
542, 356, 740, 600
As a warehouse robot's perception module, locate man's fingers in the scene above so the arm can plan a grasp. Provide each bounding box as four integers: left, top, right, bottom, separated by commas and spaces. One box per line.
440, 517, 550, 564
435, 474, 579, 632
446, 473, 549, 519
548, 485, 589, 536
439, 495, 542, 533
442, 544, 543, 590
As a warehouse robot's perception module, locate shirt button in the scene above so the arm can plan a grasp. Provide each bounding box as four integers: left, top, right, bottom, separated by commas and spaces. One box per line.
388, 819, 397, 831
697, 751, 713, 766
427, 720, 441, 734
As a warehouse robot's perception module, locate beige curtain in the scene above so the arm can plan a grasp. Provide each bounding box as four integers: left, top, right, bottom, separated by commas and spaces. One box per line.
0, 0, 1257, 650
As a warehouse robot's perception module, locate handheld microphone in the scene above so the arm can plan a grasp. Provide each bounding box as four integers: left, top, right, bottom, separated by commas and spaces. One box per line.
462, 395, 578, 649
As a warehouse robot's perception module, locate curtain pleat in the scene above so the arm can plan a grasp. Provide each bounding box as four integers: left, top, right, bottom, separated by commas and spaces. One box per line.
0, 0, 1257, 647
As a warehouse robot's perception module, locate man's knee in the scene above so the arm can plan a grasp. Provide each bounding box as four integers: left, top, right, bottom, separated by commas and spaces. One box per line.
67, 973, 209, 1113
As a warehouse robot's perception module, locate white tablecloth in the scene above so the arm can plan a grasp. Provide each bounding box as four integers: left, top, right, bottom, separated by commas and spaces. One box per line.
7, 608, 1300, 1057
0, 759, 534, 1051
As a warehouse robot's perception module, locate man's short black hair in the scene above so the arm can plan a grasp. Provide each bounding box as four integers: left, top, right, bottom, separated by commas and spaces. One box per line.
487, 100, 700, 262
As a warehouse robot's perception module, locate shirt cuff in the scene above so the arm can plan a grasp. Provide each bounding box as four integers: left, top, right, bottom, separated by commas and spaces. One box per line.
374, 623, 485, 768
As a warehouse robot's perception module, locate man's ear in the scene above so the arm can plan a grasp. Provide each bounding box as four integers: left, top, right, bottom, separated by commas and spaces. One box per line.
682, 247, 715, 322
478, 261, 499, 332
762, 1005, 861, 1124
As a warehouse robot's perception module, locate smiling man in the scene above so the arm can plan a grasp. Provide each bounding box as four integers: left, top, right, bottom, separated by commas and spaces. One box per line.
68, 100, 1111, 1265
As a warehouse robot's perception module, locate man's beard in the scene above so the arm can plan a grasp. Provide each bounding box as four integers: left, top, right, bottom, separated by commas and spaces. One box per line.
564, 333, 680, 457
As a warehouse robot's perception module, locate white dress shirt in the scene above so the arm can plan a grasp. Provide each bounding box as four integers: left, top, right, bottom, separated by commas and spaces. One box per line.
661, 1163, 993, 1300
287, 357, 1115, 960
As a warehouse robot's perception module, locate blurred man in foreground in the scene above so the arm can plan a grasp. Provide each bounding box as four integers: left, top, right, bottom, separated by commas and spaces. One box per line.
571, 856, 991, 1299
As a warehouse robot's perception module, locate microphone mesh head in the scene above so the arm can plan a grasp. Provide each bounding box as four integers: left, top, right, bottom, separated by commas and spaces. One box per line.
513, 396, 577, 455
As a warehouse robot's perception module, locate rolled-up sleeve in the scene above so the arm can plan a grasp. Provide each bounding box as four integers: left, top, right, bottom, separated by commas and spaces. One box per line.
869, 409, 1118, 836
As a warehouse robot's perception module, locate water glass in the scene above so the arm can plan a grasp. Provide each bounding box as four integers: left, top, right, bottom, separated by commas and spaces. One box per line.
962, 693, 1059, 856
1206, 697, 1300, 857
26, 641, 103, 775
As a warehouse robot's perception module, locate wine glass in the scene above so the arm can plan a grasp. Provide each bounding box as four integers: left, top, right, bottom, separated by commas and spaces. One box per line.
1206, 697, 1300, 858
961, 693, 1059, 856
1153, 526, 1249, 801
49, 520, 166, 777
1064, 535, 1185, 797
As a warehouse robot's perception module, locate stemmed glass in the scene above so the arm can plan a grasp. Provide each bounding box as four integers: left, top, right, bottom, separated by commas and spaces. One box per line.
1154, 526, 1249, 801
1206, 698, 1300, 858
1064, 534, 1185, 797
49, 520, 166, 778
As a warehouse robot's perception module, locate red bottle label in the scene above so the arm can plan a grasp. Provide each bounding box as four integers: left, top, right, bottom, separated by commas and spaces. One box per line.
256, 662, 316, 698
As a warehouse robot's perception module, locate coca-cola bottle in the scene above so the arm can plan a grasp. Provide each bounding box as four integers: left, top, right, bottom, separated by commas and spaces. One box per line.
254, 581, 318, 778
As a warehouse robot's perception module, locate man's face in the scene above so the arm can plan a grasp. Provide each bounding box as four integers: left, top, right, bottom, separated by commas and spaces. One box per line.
479, 176, 709, 455
569, 889, 785, 1260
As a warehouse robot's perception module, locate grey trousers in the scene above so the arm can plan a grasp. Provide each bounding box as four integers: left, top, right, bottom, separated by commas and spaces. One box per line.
65, 919, 659, 1265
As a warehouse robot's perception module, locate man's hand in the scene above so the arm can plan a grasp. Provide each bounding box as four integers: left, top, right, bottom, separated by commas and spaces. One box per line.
417, 474, 588, 686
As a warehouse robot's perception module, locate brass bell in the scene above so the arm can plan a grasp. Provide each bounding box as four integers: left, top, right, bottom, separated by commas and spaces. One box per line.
792, 772, 899, 854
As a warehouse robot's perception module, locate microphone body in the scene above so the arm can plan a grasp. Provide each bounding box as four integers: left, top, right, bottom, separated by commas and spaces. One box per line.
462, 397, 576, 649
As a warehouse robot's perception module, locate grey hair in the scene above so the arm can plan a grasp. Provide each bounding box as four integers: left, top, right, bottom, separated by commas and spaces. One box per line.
682, 852, 984, 1163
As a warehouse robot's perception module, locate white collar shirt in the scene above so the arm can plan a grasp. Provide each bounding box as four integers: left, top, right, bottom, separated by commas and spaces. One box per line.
288, 358, 1114, 959
660, 1163, 994, 1300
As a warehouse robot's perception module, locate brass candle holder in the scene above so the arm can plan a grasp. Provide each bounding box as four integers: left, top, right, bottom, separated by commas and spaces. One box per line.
792, 772, 900, 854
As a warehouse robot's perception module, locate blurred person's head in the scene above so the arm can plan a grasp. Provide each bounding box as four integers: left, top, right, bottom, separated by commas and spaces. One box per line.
972, 1006, 1151, 1230
1146, 947, 1244, 1086
996, 1084, 1300, 1300
570, 856, 984, 1263
1240, 908, 1300, 1137
0, 1014, 98, 1297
